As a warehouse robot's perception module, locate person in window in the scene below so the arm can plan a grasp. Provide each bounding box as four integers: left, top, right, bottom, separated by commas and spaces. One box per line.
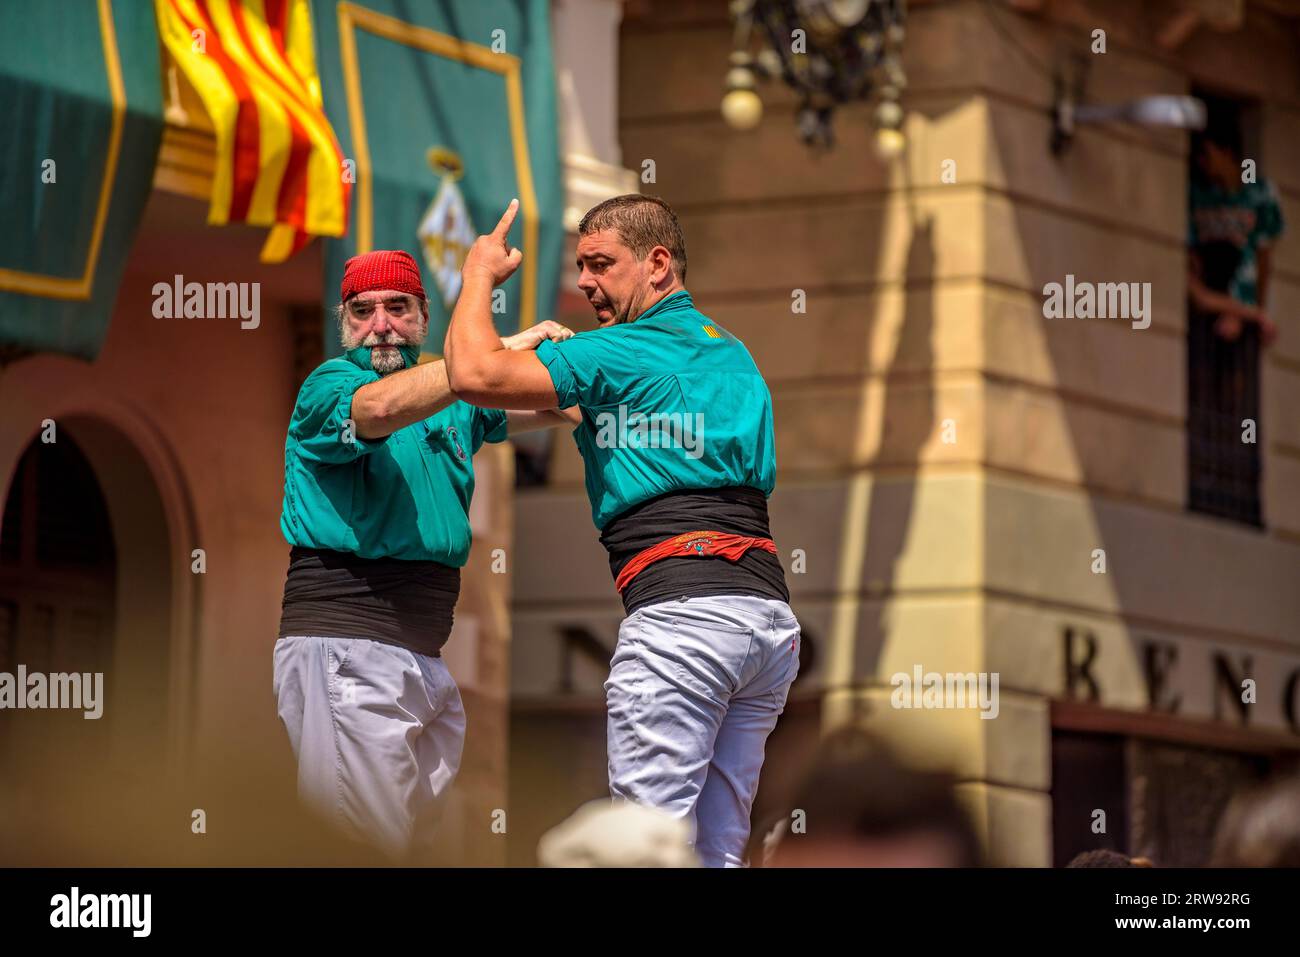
1187, 117, 1284, 346
1186, 111, 1284, 524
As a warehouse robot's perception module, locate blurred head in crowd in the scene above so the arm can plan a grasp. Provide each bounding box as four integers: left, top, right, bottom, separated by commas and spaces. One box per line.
537, 799, 699, 868
1210, 773, 1300, 867
1066, 849, 1152, 868
762, 727, 982, 868
1192, 112, 1244, 191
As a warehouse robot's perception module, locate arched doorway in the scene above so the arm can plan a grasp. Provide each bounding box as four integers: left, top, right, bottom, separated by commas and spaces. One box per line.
0, 430, 117, 792
0, 417, 178, 806
0, 353, 198, 860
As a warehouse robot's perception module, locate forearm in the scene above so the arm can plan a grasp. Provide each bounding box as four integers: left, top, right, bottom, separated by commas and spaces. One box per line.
350, 358, 457, 439
446, 199, 567, 408
1188, 274, 1257, 319
445, 271, 559, 409
444, 270, 501, 387
506, 407, 581, 436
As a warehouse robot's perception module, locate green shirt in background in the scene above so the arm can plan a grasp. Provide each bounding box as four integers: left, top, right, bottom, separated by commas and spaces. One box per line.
535, 290, 778, 530
1188, 177, 1285, 306
281, 355, 508, 564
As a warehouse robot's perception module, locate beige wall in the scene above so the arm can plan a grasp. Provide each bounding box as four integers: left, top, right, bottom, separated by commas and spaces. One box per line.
512, 0, 1300, 866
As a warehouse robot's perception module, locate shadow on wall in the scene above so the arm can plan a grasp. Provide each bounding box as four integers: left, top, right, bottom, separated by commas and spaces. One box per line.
750, 214, 938, 840
859, 214, 938, 710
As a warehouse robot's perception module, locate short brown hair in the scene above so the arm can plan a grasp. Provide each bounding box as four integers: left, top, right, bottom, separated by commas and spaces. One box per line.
578, 194, 687, 283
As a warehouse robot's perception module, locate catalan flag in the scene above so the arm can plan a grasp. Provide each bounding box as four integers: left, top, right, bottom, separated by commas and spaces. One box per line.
155, 0, 349, 262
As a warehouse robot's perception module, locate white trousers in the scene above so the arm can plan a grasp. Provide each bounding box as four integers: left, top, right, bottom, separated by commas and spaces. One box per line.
272, 635, 465, 860
604, 595, 801, 867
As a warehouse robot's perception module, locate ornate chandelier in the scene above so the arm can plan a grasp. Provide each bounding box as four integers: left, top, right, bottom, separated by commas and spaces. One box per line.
723, 0, 908, 156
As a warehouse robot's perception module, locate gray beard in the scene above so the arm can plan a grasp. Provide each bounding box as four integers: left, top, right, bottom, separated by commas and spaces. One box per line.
369, 345, 405, 374
340, 327, 421, 375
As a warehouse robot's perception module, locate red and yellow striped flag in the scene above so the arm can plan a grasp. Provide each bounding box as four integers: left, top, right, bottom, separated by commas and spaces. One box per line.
156, 0, 349, 262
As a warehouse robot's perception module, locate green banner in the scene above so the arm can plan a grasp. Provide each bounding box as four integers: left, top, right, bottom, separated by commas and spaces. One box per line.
312, 0, 564, 357
0, 0, 164, 359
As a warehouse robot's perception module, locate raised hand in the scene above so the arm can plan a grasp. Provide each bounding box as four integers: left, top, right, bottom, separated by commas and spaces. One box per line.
463, 198, 524, 287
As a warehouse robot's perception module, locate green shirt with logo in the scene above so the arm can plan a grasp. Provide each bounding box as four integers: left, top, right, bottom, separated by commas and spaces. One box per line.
281, 354, 507, 564
535, 290, 777, 530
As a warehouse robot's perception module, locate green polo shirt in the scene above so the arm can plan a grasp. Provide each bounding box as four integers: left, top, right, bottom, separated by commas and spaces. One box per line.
535, 289, 777, 530
280, 355, 507, 564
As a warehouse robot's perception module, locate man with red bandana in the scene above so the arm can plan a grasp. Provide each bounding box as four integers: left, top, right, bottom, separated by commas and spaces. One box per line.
272, 249, 574, 859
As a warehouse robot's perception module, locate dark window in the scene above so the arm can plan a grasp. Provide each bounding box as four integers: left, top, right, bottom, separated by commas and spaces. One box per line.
1, 435, 115, 566
290, 303, 327, 392
1187, 306, 1262, 525
1051, 730, 1128, 866
1052, 730, 1274, 867
513, 432, 556, 489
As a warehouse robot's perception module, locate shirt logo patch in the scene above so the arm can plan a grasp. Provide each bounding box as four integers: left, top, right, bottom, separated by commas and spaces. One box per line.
446, 426, 467, 462
701, 324, 722, 339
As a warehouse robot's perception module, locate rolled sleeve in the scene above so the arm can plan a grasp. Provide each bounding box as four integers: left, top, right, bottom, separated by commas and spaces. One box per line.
535, 330, 642, 409
291, 362, 388, 465
536, 338, 581, 408
474, 407, 509, 451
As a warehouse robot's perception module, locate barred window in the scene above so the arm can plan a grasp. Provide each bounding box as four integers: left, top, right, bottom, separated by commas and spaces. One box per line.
1187, 307, 1262, 526
1186, 91, 1269, 528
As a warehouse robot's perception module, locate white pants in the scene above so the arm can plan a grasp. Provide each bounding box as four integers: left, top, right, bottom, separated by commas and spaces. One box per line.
272, 635, 465, 860
605, 595, 800, 867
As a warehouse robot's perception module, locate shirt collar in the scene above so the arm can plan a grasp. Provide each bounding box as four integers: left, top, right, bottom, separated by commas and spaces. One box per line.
635, 289, 692, 323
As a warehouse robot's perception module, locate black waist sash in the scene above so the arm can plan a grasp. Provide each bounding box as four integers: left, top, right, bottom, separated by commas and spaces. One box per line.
599, 487, 790, 615
278, 546, 460, 658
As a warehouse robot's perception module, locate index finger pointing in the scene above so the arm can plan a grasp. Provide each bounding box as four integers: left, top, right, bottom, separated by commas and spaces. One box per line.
492, 198, 519, 239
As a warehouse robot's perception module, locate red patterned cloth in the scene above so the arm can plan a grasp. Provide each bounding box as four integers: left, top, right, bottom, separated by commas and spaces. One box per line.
341, 249, 427, 301
614, 530, 777, 594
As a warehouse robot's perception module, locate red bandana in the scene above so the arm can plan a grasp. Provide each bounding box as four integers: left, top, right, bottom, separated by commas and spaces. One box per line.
340, 249, 427, 302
